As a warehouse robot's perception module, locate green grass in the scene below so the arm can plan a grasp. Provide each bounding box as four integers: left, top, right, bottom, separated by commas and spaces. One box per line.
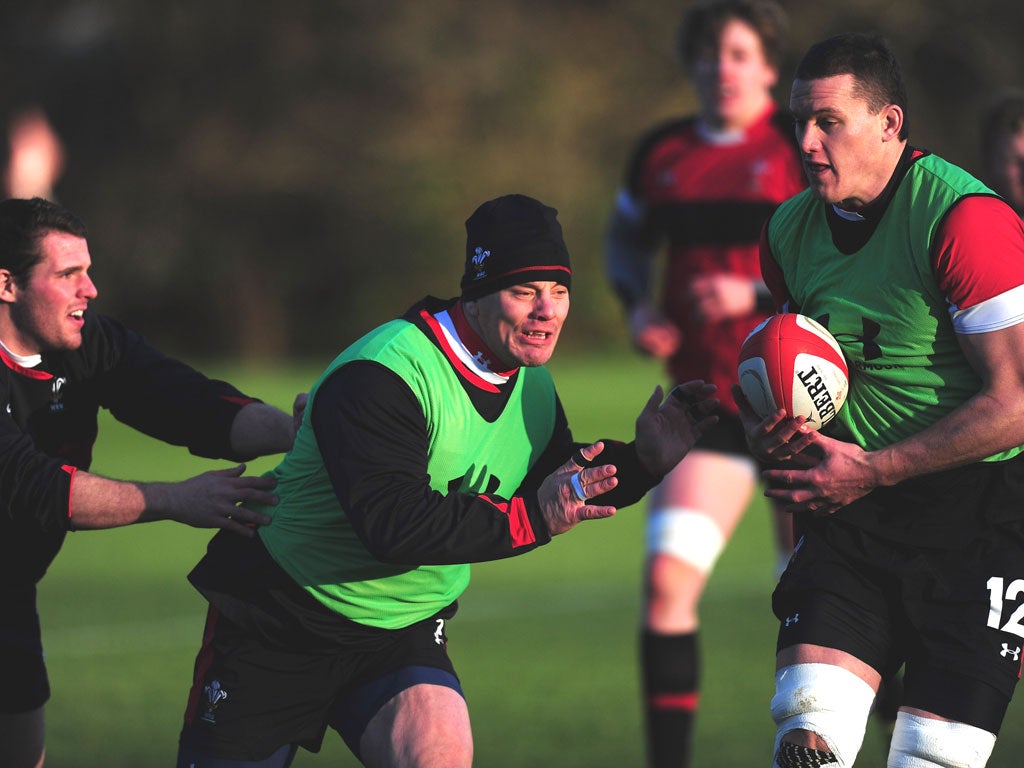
36, 354, 1023, 767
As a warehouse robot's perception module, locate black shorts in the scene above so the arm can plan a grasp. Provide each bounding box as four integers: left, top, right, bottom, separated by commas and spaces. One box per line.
178, 598, 462, 762
773, 518, 1024, 733
0, 584, 49, 713
693, 412, 772, 472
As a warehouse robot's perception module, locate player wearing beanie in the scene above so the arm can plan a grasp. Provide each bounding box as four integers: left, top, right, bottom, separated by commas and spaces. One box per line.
176, 194, 721, 768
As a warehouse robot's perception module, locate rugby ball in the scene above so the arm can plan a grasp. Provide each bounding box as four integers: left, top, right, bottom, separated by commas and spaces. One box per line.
737, 314, 848, 430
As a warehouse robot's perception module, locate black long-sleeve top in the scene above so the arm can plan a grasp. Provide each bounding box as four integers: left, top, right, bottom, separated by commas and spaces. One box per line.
1, 311, 259, 585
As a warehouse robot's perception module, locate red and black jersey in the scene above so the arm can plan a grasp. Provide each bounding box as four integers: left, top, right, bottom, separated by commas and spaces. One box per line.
617, 106, 805, 412
1, 311, 260, 585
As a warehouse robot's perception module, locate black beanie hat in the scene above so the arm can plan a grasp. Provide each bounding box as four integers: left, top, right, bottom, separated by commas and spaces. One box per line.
460, 194, 572, 300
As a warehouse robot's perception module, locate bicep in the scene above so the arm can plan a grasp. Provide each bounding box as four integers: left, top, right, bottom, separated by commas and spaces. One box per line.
957, 323, 1024, 397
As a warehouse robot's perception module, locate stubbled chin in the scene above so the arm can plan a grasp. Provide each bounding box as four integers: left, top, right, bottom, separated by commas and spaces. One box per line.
515, 344, 556, 367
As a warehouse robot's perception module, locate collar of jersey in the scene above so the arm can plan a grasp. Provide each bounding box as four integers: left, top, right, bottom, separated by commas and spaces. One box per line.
421, 302, 517, 391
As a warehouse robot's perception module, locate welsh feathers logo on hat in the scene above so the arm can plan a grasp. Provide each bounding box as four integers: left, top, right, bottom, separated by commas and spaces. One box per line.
469, 247, 492, 280
460, 194, 572, 300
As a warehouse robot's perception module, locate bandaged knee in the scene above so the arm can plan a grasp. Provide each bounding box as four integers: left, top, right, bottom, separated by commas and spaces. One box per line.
888, 711, 995, 768
770, 663, 876, 767
646, 507, 725, 574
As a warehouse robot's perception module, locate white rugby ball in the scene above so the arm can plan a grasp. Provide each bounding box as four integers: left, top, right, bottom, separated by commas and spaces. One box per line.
737, 313, 848, 430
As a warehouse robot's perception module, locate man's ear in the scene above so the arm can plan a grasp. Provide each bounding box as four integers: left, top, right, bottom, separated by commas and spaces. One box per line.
0, 270, 17, 304
881, 103, 904, 142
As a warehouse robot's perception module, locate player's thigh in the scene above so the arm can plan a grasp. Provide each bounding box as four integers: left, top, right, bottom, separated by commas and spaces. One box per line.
900, 522, 1024, 733
179, 608, 338, 761
651, 447, 758, 536
0, 706, 45, 768
773, 522, 895, 678
359, 683, 472, 768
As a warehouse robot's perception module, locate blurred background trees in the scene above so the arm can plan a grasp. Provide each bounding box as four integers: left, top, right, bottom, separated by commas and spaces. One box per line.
1, 0, 1021, 360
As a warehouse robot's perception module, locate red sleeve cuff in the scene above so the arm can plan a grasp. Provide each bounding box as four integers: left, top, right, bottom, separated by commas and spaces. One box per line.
61, 463, 78, 523
478, 494, 538, 548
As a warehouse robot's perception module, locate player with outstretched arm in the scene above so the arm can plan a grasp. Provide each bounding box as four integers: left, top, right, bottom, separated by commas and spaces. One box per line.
176, 194, 720, 768
0, 197, 302, 768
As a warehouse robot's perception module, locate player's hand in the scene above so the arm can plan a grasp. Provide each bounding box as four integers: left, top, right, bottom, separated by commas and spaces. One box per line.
629, 304, 682, 358
732, 384, 816, 464
635, 381, 719, 476
687, 274, 757, 324
537, 442, 618, 535
762, 432, 880, 515
164, 464, 276, 537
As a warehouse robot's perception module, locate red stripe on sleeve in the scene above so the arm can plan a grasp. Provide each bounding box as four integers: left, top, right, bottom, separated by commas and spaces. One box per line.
220, 395, 259, 406
61, 463, 77, 520
478, 494, 536, 548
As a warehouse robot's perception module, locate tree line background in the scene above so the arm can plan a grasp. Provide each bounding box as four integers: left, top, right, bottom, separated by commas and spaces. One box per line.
1, 0, 1022, 361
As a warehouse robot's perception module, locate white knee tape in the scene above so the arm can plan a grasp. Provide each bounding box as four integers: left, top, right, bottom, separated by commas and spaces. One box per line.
645, 507, 725, 574
888, 711, 995, 768
770, 663, 876, 768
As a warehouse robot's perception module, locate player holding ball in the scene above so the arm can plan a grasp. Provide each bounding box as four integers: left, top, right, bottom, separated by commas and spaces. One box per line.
736, 33, 1024, 768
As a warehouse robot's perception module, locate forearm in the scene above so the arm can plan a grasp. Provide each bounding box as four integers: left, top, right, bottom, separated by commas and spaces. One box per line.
68, 471, 171, 530
870, 390, 1024, 487
229, 402, 296, 459
68, 465, 276, 533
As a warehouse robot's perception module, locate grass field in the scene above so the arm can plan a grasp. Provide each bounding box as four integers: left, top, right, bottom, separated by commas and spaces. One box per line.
36, 353, 1023, 767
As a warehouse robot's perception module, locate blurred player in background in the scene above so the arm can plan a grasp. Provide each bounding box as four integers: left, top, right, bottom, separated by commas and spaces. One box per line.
980, 88, 1024, 218
3, 108, 65, 200
743, 32, 1024, 768
0, 197, 302, 768
603, 2, 804, 765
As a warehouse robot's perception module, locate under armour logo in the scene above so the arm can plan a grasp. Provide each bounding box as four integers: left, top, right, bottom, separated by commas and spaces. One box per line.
472, 350, 494, 371
1001, 643, 1021, 661
434, 619, 446, 646
785, 613, 800, 627
820, 314, 883, 361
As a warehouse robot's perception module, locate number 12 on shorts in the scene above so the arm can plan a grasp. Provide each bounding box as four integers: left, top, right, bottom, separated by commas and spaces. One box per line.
987, 577, 1024, 638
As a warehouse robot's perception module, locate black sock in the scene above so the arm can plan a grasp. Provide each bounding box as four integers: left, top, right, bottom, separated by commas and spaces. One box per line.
641, 630, 699, 768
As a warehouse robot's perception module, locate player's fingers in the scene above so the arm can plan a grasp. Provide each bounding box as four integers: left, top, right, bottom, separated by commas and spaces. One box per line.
576, 504, 616, 522
228, 504, 272, 527
641, 385, 664, 418
569, 441, 605, 469
232, 475, 279, 492
582, 473, 618, 499
208, 463, 246, 478
219, 516, 258, 537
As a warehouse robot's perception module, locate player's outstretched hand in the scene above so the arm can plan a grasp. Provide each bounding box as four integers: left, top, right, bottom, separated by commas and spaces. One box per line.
160, 464, 276, 537
537, 442, 619, 536
635, 381, 719, 477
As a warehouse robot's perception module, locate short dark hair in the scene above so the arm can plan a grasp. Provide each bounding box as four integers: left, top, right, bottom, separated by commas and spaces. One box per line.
677, 0, 788, 72
981, 89, 1024, 157
0, 197, 88, 281
794, 32, 910, 140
